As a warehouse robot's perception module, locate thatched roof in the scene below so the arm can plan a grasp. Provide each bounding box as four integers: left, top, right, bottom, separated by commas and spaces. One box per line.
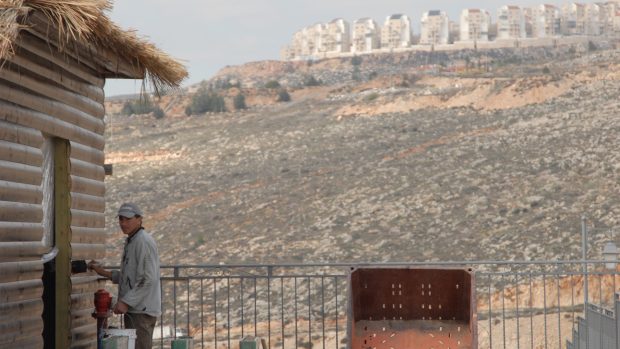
0, 0, 188, 92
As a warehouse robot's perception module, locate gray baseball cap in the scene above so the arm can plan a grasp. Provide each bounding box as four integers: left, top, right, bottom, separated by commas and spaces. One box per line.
117, 203, 143, 218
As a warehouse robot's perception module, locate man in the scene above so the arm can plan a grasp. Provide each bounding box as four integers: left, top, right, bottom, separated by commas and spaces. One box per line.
89, 203, 161, 349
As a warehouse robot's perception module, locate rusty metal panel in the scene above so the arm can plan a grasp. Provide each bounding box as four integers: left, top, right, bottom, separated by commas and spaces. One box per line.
349, 267, 476, 349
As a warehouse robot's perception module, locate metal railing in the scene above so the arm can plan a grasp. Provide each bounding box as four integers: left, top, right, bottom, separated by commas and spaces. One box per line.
97, 260, 620, 348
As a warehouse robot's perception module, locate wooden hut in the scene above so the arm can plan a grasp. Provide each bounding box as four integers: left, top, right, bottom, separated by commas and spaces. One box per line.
0, 1, 187, 348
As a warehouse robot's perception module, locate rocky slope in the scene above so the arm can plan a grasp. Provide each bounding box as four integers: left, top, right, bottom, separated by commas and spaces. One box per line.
102, 49, 620, 267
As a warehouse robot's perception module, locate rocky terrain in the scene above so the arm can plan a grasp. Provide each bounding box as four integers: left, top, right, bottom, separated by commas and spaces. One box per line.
102, 47, 620, 267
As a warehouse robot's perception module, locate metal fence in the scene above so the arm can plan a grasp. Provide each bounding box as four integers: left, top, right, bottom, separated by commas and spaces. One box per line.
100, 260, 620, 349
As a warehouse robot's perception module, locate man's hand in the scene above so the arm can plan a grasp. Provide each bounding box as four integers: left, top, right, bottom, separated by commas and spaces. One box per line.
88, 260, 112, 279
87, 260, 101, 273
113, 300, 129, 314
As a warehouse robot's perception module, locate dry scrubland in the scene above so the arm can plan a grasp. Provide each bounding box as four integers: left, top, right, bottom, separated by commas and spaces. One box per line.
103, 48, 620, 267
101, 46, 620, 349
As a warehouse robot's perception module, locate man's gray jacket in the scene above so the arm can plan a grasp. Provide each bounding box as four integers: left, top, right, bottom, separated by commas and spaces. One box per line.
111, 228, 161, 317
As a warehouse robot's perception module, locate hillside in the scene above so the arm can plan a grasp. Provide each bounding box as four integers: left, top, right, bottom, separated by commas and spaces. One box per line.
102, 47, 620, 266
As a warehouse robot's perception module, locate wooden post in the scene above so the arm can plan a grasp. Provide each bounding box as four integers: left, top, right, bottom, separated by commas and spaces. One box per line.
54, 138, 71, 348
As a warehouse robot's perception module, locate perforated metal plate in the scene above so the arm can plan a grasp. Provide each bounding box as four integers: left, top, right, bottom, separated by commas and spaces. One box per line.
348, 267, 476, 349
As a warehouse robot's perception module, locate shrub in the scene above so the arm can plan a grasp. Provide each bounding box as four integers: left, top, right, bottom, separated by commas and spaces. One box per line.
233, 93, 247, 110
153, 106, 165, 119
190, 86, 227, 114
588, 41, 598, 52
364, 92, 379, 102
184, 106, 193, 116
351, 55, 363, 66
542, 66, 551, 74
277, 89, 291, 102
120, 95, 157, 116
303, 75, 321, 87
265, 80, 281, 89
121, 101, 134, 115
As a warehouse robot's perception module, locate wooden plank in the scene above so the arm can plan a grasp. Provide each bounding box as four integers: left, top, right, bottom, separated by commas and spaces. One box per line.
7, 53, 104, 104
0, 160, 41, 185
0, 298, 43, 320
15, 32, 104, 87
0, 84, 104, 135
0, 119, 43, 148
70, 175, 104, 197
0, 139, 42, 167
53, 138, 71, 349
0, 201, 42, 223
71, 227, 106, 245
70, 158, 104, 181
0, 66, 104, 118
0, 100, 105, 150
70, 209, 104, 228
70, 243, 105, 260
0, 278, 43, 303
70, 142, 104, 165
0, 260, 44, 283
70, 192, 104, 213
0, 222, 43, 242
0, 180, 42, 204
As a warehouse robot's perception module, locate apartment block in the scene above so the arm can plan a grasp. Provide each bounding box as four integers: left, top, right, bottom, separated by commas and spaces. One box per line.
532, 4, 561, 37
420, 10, 450, 45
595, 2, 619, 34
460, 9, 491, 42
448, 21, 460, 42
381, 14, 412, 49
561, 3, 602, 35
352, 18, 381, 53
323, 18, 351, 53
301, 23, 326, 57
497, 5, 526, 39
523, 7, 534, 37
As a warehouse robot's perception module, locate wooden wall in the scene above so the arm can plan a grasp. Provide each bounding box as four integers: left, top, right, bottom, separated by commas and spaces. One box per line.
0, 25, 108, 348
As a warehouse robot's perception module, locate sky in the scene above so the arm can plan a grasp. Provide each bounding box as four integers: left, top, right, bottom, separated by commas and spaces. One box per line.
103, 0, 565, 96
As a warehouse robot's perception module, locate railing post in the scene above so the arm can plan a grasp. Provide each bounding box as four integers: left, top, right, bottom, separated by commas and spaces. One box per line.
173, 266, 179, 339
582, 216, 589, 349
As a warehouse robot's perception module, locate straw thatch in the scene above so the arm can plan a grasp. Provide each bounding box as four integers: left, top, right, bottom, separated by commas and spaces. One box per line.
0, 0, 188, 92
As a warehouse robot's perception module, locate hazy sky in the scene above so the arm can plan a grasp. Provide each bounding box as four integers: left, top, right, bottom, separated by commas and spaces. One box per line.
104, 0, 565, 96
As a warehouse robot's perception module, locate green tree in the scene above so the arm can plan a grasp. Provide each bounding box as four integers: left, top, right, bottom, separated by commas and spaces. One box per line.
351, 55, 363, 66
233, 93, 247, 110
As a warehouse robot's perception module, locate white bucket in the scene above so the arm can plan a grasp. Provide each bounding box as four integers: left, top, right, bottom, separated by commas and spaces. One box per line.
104, 328, 137, 349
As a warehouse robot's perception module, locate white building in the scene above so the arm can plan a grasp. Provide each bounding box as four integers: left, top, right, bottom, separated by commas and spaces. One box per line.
585, 3, 602, 35
381, 14, 412, 49
302, 23, 326, 57
532, 4, 561, 37
420, 10, 450, 45
497, 5, 526, 39
460, 9, 491, 42
352, 18, 381, 53
323, 18, 351, 53
561, 3, 602, 35
595, 2, 619, 34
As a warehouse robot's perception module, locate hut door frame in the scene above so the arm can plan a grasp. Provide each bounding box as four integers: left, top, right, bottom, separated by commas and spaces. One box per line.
42, 137, 72, 348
